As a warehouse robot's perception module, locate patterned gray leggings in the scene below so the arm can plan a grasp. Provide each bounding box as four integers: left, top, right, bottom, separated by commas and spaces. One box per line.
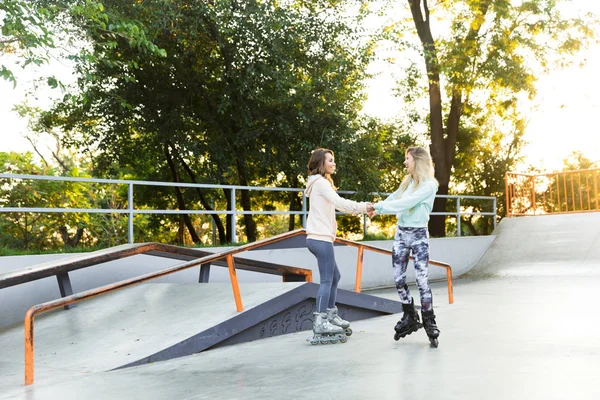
392, 226, 433, 312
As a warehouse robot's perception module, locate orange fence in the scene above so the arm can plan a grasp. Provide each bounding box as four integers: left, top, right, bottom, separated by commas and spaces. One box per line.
505, 169, 600, 216
22, 229, 453, 385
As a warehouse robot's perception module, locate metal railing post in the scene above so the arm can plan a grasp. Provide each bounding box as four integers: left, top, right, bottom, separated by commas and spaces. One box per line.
128, 183, 134, 244
456, 197, 461, 237
493, 197, 497, 231
301, 192, 307, 228
230, 188, 237, 244
531, 176, 536, 214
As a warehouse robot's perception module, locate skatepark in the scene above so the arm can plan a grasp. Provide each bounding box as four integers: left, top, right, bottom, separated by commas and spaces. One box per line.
1, 212, 599, 399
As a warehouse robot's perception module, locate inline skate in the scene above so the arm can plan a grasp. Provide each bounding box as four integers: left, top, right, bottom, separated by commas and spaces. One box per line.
421, 309, 440, 348
393, 298, 422, 341
327, 306, 352, 336
307, 312, 348, 345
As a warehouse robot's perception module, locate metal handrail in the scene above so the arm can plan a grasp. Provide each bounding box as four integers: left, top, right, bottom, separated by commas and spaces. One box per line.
22, 228, 453, 385
0, 173, 497, 241
23, 229, 308, 385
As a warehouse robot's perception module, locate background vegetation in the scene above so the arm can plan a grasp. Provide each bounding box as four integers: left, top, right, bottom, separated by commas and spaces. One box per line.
1, 0, 597, 252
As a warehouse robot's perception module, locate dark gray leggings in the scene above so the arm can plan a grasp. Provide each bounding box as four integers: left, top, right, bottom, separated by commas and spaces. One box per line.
307, 239, 341, 313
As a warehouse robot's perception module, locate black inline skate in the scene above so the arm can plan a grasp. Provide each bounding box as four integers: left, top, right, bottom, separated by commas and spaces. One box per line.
421, 309, 440, 348
393, 298, 422, 341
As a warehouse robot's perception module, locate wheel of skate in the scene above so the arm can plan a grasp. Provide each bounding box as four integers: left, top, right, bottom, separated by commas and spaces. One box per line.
344, 328, 353, 336
329, 339, 338, 344
393, 332, 401, 341
429, 338, 438, 348
339, 335, 348, 343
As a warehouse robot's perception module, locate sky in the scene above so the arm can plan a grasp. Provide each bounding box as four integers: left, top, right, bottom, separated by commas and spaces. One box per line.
1, 1, 599, 173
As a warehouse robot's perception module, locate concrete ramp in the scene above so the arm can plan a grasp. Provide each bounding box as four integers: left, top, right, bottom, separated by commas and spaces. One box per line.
0, 282, 401, 383
466, 212, 600, 278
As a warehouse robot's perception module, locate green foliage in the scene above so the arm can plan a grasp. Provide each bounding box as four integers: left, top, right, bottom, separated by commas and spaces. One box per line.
0, 0, 166, 88
30, 0, 380, 243
389, 0, 598, 236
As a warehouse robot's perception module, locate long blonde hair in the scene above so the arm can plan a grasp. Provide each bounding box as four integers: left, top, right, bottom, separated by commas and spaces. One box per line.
397, 146, 436, 196
307, 148, 336, 189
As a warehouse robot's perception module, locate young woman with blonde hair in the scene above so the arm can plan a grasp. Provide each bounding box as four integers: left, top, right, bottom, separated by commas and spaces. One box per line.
304, 148, 373, 344
370, 146, 441, 347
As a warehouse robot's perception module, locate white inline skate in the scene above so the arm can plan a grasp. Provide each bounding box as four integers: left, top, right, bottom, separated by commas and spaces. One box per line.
327, 306, 352, 336
307, 312, 348, 345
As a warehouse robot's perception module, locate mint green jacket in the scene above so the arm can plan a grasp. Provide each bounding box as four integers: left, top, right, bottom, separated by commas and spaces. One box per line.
373, 178, 438, 228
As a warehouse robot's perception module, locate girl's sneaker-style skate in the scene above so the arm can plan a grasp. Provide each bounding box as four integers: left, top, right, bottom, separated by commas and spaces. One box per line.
421, 309, 440, 348
327, 307, 352, 336
307, 312, 347, 345
393, 299, 423, 341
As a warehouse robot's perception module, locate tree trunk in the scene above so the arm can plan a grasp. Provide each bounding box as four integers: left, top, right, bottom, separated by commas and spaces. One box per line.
58, 226, 84, 248
407, 0, 448, 236
288, 176, 301, 231
408, 0, 492, 237
234, 159, 257, 242
174, 148, 227, 244
222, 187, 234, 243
462, 217, 479, 236
164, 143, 202, 244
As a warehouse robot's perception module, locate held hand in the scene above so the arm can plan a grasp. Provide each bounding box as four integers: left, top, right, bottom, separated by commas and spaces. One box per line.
366, 203, 376, 218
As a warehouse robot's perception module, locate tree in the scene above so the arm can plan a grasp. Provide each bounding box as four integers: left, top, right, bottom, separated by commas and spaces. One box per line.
36, 0, 377, 243
402, 0, 596, 236
452, 104, 526, 235
1, 0, 165, 87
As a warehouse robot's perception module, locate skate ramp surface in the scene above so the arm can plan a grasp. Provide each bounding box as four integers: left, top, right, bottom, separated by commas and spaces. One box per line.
3, 276, 600, 400
466, 212, 600, 278
2, 213, 600, 399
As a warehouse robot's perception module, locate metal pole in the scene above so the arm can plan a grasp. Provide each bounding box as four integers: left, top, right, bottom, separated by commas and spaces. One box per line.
456, 197, 461, 237
128, 183, 134, 243
493, 197, 497, 231
531, 176, 536, 214
230, 188, 237, 244
301, 192, 307, 228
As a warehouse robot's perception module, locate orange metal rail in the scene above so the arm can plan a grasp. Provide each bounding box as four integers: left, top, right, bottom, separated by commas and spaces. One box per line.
506, 169, 600, 217
23, 229, 310, 386
23, 229, 453, 385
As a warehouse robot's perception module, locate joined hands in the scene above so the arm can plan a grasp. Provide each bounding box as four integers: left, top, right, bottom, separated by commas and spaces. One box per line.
366, 203, 377, 218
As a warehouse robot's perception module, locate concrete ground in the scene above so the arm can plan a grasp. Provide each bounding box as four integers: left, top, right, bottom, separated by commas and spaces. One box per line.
1, 213, 599, 399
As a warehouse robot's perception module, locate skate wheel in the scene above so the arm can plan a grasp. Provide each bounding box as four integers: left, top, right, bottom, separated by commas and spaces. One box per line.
344, 328, 353, 336
393, 332, 401, 341
307, 336, 319, 345
339, 335, 348, 343
429, 338, 438, 348
329, 339, 338, 344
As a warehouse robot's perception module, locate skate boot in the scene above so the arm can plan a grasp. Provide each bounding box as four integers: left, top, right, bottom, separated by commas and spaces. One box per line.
327, 307, 352, 336
393, 299, 422, 341
307, 312, 347, 345
421, 309, 440, 348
